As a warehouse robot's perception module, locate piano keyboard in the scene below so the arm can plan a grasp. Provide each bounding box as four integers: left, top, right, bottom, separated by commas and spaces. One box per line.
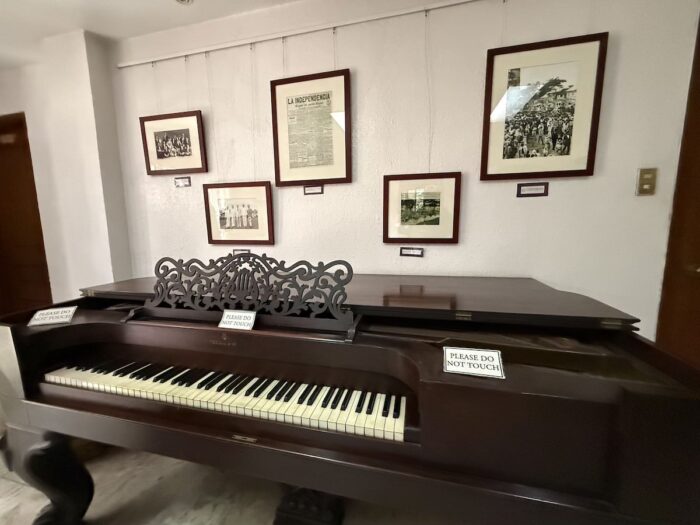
44, 360, 407, 442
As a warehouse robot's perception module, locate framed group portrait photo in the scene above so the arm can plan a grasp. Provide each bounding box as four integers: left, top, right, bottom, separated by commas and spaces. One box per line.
139, 110, 208, 175
271, 69, 351, 187
383, 172, 461, 244
480, 33, 608, 180
203, 181, 274, 245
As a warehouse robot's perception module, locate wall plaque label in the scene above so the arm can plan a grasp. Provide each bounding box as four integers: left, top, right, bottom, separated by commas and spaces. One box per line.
28, 306, 78, 327
443, 346, 505, 379
218, 309, 257, 331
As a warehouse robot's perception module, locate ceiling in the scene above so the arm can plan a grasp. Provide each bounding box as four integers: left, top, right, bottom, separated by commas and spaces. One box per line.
0, 0, 300, 69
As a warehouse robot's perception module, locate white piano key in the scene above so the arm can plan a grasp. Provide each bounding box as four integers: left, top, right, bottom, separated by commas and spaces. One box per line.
395, 396, 407, 442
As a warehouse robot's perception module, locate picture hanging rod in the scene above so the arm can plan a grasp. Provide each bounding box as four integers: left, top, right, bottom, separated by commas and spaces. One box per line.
117, 0, 482, 69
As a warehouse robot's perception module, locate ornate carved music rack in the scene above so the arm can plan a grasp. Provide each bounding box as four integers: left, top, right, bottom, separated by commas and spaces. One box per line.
125, 252, 358, 340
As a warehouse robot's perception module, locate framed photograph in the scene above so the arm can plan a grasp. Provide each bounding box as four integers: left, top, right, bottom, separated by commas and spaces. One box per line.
481, 33, 608, 181
139, 110, 207, 175
203, 181, 274, 245
383, 173, 461, 244
271, 69, 351, 187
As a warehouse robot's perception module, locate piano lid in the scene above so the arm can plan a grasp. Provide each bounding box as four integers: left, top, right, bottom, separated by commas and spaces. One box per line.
81, 274, 639, 331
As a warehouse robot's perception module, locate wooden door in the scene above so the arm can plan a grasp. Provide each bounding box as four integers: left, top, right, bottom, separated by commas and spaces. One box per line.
0, 112, 52, 315
657, 27, 700, 370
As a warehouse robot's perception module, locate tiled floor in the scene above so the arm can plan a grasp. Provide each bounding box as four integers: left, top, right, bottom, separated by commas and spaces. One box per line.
0, 447, 463, 524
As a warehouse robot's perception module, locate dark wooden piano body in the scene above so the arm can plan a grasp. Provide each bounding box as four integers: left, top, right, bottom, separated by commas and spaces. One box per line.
1, 274, 699, 525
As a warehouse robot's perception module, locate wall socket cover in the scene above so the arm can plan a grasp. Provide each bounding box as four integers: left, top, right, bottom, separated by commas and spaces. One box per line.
636, 168, 657, 196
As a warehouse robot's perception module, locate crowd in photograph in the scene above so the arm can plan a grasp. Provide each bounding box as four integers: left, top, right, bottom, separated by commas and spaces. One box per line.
503, 107, 574, 159
155, 130, 192, 158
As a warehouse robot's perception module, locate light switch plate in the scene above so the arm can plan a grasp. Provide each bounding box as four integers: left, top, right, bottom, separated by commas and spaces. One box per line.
636, 168, 657, 196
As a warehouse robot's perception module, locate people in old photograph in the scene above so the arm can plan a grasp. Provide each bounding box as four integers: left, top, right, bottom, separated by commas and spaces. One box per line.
401, 189, 441, 225
155, 129, 192, 159
503, 61, 577, 159
217, 199, 260, 230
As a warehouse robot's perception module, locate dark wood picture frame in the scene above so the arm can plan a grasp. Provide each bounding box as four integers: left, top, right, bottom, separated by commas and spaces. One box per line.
480, 33, 608, 181
139, 110, 207, 176
271, 69, 352, 187
203, 181, 275, 245
383, 172, 461, 244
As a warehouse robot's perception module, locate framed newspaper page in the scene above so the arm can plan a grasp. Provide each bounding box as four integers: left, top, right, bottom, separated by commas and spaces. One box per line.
271, 69, 351, 187
139, 110, 207, 175
383, 173, 461, 244
480, 33, 607, 181
203, 181, 274, 245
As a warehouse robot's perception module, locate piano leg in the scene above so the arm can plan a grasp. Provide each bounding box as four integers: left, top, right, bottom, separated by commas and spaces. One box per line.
2, 426, 94, 525
274, 487, 345, 525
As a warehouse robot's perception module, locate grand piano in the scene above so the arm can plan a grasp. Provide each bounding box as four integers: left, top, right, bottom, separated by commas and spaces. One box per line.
1, 252, 698, 525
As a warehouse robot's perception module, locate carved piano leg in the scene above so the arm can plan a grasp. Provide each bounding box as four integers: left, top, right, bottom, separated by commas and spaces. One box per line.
2, 426, 94, 525
274, 487, 345, 525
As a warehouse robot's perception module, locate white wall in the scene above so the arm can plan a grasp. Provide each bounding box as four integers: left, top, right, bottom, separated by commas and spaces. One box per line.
115, 0, 696, 338
0, 31, 132, 302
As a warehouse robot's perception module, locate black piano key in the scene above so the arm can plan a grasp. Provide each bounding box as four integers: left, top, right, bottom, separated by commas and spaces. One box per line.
153, 366, 184, 383
393, 396, 401, 419
231, 376, 254, 394
275, 382, 295, 401
181, 369, 210, 387
206, 373, 230, 390
217, 374, 239, 391
102, 361, 134, 375
366, 392, 377, 415
114, 362, 147, 377
307, 385, 323, 406
297, 384, 314, 404
284, 382, 302, 402
382, 393, 393, 417
355, 391, 367, 413
90, 359, 120, 373
199, 371, 224, 389
129, 363, 157, 379
339, 389, 352, 411
330, 387, 345, 409
135, 364, 169, 380
225, 375, 249, 393
245, 377, 266, 396
253, 378, 273, 397
267, 380, 287, 400
321, 387, 337, 408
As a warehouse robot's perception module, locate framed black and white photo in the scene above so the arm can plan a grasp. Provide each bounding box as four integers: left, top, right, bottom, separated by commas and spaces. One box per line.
140, 110, 207, 175
383, 173, 461, 244
271, 69, 351, 187
203, 181, 274, 245
481, 33, 608, 181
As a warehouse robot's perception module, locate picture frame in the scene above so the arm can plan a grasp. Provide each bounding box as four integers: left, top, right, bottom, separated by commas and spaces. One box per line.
203, 181, 274, 245
271, 69, 351, 187
480, 33, 608, 181
139, 110, 207, 175
383, 173, 461, 244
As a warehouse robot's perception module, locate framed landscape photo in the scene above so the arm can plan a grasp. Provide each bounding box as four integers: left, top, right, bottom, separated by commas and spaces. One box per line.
271, 69, 351, 187
480, 33, 608, 181
139, 110, 207, 175
383, 173, 461, 244
203, 181, 274, 245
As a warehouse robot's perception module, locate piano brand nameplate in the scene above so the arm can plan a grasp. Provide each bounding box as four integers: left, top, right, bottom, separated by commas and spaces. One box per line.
219, 310, 257, 331
443, 347, 505, 379
27, 306, 78, 327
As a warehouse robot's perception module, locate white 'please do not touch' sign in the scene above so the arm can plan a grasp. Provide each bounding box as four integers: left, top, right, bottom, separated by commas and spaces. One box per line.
443, 347, 506, 379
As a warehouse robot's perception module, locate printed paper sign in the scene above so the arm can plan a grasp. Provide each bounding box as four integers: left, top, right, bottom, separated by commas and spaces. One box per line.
443, 346, 505, 379
218, 310, 257, 331
28, 306, 78, 327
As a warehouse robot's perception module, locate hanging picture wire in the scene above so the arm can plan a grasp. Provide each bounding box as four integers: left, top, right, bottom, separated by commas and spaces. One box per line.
204, 51, 223, 181
250, 43, 258, 181
424, 10, 434, 173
